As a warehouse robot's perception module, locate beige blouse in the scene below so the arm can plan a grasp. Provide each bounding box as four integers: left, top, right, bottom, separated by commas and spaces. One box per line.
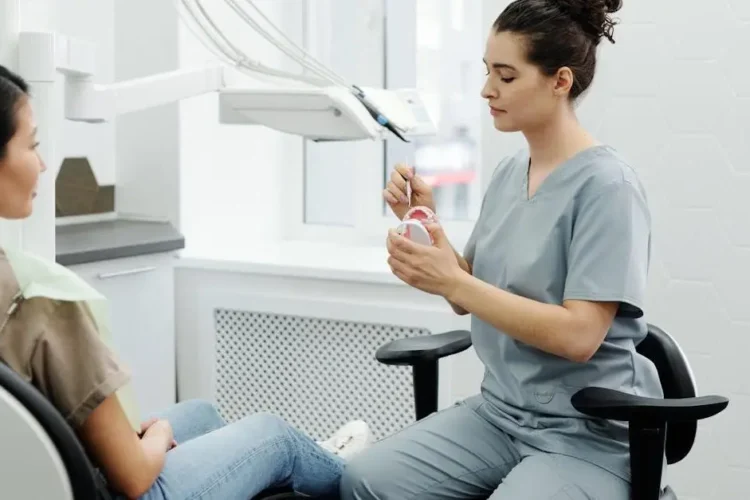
0, 249, 131, 428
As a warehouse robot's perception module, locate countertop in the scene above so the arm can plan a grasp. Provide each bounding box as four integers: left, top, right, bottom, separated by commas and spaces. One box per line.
56, 219, 185, 266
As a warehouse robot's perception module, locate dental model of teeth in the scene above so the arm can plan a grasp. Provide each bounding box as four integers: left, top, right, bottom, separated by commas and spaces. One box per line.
396, 206, 437, 245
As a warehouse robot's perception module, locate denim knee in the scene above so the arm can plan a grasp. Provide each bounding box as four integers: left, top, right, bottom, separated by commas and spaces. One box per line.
179, 399, 224, 426
234, 412, 296, 460
238, 412, 291, 434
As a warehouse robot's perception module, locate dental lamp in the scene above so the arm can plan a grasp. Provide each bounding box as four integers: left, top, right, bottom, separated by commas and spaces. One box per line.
20, 0, 435, 142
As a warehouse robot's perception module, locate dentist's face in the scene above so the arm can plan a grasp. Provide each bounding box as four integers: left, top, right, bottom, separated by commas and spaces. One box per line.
0, 99, 46, 219
480, 30, 561, 133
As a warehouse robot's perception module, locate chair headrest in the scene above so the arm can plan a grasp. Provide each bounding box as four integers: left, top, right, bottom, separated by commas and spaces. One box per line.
0, 361, 103, 498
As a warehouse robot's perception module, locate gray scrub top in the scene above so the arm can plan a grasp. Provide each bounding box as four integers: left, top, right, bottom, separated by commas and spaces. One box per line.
463, 144, 663, 481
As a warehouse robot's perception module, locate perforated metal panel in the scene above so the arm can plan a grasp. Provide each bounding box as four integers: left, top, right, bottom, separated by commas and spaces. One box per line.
213, 308, 431, 441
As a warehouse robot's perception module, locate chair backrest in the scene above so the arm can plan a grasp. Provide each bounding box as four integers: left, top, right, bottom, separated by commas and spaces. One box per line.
0, 361, 102, 499
636, 324, 697, 464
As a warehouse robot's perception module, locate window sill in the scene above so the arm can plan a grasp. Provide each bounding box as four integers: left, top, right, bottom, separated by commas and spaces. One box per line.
176, 239, 403, 285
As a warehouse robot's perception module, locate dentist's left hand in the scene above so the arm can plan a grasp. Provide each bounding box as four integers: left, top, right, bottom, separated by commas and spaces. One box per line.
386, 223, 464, 297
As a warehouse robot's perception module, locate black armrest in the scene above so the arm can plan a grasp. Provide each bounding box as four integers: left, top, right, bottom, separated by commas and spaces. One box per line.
571, 387, 729, 422
376, 330, 472, 366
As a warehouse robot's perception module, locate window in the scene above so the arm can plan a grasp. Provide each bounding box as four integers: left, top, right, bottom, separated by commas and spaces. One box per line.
383, 0, 484, 223
297, 0, 486, 247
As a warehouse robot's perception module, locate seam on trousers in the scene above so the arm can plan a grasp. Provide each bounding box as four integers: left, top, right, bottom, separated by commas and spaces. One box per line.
555, 483, 594, 500
405, 462, 514, 500
375, 407, 447, 447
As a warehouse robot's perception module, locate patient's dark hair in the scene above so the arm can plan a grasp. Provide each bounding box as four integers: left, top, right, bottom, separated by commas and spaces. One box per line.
493, 0, 622, 99
0, 65, 30, 161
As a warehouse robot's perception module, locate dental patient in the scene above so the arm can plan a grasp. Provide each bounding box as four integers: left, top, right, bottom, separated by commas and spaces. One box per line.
0, 64, 372, 500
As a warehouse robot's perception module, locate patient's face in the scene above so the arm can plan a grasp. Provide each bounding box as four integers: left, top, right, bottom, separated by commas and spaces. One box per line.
0, 100, 46, 219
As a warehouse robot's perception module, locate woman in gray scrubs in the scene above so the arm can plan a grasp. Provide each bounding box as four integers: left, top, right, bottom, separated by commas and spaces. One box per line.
340, 0, 665, 499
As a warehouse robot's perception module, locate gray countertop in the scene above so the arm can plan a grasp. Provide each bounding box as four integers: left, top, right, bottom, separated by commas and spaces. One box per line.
56, 219, 185, 266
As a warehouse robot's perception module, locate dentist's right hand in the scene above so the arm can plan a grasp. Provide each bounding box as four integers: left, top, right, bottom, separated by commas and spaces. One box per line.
383, 164, 436, 220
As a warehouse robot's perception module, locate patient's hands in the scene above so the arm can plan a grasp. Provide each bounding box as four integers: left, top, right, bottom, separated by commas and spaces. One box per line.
140, 418, 177, 450
383, 163, 436, 220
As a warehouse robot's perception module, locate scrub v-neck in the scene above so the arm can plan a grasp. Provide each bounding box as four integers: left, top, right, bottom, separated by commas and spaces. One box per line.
522, 145, 608, 202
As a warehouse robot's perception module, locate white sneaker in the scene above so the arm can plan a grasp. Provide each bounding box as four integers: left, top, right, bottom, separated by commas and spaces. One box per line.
317, 420, 374, 460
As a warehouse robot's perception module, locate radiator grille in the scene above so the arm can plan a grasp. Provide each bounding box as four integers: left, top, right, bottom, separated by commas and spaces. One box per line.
213, 308, 431, 441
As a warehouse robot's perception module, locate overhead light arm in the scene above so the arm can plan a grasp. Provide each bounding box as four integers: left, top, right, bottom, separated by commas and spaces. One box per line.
64, 67, 226, 124
16, 2, 436, 142
19, 32, 226, 124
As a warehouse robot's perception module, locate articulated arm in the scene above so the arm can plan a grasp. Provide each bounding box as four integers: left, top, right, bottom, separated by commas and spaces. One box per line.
18, 32, 434, 140
64, 66, 225, 123
18, 31, 226, 124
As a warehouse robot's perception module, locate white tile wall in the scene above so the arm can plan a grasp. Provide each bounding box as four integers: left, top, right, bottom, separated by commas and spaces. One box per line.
573, 2, 749, 498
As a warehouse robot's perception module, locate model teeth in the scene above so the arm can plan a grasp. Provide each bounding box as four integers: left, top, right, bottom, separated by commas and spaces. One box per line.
403, 205, 437, 223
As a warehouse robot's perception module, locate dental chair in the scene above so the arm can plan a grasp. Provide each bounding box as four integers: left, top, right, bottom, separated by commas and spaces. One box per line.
0, 360, 106, 499
0, 324, 728, 500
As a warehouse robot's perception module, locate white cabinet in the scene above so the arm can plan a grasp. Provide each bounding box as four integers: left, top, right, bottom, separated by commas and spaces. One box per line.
69, 252, 176, 420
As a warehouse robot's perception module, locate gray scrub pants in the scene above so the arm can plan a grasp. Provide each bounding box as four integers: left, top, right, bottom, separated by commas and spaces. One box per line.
340, 396, 631, 500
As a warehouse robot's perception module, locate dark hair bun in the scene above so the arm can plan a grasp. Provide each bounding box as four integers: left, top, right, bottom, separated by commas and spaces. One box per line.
556, 0, 623, 44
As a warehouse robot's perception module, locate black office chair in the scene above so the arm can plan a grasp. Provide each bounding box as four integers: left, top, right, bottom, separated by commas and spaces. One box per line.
375, 323, 729, 500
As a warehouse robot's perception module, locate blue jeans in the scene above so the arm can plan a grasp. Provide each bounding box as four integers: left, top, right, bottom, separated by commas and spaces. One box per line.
125, 399, 345, 499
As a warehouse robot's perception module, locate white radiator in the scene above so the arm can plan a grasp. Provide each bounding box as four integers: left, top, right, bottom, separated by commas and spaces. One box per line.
213, 307, 430, 441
